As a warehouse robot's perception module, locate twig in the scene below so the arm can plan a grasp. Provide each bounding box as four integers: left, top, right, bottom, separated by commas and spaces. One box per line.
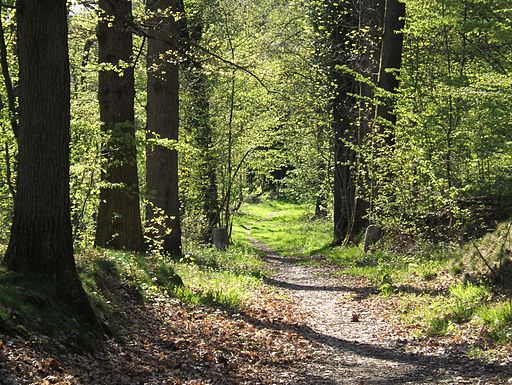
471, 239, 498, 279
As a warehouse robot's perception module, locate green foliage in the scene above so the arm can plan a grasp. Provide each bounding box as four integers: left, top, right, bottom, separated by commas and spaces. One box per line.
371, 0, 512, 238
477, 301, 512, 343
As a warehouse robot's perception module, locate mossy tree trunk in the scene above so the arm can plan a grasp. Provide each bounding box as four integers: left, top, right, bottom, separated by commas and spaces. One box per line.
3, 0, 98, 326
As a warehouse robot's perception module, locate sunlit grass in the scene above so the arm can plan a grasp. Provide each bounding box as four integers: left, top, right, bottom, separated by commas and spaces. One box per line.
234, 200, 352, 264
397, 282, 512, 342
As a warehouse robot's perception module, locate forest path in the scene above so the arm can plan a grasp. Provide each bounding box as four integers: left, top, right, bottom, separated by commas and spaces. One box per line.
248, 236, 510, 384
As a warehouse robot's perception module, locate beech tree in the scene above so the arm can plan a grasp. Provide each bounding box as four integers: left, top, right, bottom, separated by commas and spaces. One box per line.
3, 0, 97, 325
328, 0, 366, 245
145, 0, 184, 256
375, 0, 406, 132
95, 0, 144, 252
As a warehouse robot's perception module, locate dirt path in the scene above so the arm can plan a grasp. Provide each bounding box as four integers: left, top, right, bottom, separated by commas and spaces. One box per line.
251, 239, 512, 385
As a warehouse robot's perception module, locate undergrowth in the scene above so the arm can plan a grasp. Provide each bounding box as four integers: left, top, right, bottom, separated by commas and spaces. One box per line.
0, 239, 265, 347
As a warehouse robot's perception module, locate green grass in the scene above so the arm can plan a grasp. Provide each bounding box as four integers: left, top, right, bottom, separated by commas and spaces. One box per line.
82, 241, 266, 311
234, 199, 512, 345
477, 301, 512, 343
173, 241, 266, 308
233, 200, 362, 265
398, 283, 512, 342
0, 239, 266, 344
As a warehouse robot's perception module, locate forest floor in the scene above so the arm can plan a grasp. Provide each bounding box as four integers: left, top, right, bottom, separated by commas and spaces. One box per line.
1, 203, 512, 384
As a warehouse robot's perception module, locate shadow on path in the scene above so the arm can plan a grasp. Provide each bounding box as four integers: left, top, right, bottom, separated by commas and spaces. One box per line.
263, 276, 377, 300
253, 242, 511, 384
238, 309, 511, 384
264, 274, 449, 301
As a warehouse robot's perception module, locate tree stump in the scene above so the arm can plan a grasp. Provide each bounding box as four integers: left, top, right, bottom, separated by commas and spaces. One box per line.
364, 225, 382, 253
213, 227, 229, 250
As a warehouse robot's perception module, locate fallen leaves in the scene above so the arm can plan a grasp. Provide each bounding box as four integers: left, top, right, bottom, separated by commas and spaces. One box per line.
0, 285, 314, 385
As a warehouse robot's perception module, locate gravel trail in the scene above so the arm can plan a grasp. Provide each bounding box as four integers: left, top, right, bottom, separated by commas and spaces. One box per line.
251, 239, 511, 385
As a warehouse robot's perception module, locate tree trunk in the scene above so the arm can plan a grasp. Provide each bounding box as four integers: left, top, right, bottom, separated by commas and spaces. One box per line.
330, 0, 366, 245
145, 0, 183, 257
3, 0, 98, 326
375, 0, 406, 133
95, 0, 144, 252
190, 70, 219, 242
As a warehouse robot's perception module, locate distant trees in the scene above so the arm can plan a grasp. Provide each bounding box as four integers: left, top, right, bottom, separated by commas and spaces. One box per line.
95, 0, 144, 252
3, 0, 97, 325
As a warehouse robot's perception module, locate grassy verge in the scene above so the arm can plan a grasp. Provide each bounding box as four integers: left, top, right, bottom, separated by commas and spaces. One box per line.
233, 199, 512, 347
233, 200, 336, 259
0, 239, 266, 345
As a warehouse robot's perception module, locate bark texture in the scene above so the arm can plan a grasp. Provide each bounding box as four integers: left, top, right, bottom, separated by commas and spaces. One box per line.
95, 0, 144, 252
375, 0, 406, 131
3, 0, 97, 325
330, 0, 367, 245
146, 0, 183, 256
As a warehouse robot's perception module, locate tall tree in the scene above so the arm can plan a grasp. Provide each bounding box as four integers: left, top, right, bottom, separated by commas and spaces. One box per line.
329, 0, 366, 245
3, 0, 97, 325
185, 13, 219, 243
95, 0, 144, 252
145, 0, 184, 256
375, 0, 405, 133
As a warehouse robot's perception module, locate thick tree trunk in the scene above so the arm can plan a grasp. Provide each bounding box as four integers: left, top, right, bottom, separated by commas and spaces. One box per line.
95, 0, 144, 252
331, 0, 367, 245
375, 0, 406, 132
145, 0, 183, 257
3, 0, 97, 326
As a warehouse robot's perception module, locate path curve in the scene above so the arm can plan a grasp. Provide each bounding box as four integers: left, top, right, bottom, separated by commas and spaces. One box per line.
252, 239, 511, 385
